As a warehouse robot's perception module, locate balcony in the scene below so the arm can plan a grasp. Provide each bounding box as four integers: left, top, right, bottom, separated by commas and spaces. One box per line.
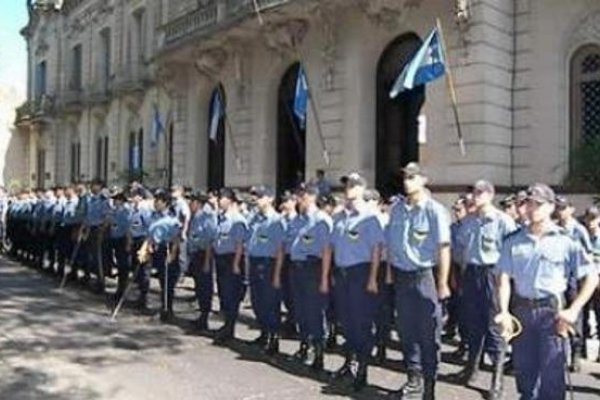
88, 77, 114, 105
114, 61, 153, 95
15, 94, 55, 125
160, 0, 293, 50
62, 87, 84, 113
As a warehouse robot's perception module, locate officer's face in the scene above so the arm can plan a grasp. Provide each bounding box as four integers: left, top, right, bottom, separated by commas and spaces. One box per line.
218, 197, 231, 210
585, 217, 600, 232
526, 199, 554, 224
345, 185, 364, 202
453, 205, 467, 220
190, 199, 200, 213
473, 189, 492, 208
556, 205, 572, 221
403, 174, 425, 195
256, 196, 272, 211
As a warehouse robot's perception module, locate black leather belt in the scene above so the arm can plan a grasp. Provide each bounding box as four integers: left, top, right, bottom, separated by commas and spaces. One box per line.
513, 295, 560, 310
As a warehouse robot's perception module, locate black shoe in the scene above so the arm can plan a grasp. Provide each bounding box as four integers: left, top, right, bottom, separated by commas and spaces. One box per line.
352, 363, 367, 392
265, 335, 279, 356
311, 341, 324, 371
159, 310, 175, 323
213, 323, 234, 345
251, 332, 269, 347
293, 341, 309, 362
326, 331, 337, 350
330, 356, 354, 382
93, 284, 105, 295
452, 363, 480, 386
570, 354, 582, 373
393, 371, 423, 399
450, 344, 467, 360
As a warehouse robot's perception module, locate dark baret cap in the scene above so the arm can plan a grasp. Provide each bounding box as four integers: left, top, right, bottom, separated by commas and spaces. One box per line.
153, 188, 172, 203
111, 190, 127, 201
295, 182, 319, 196
189, 190, 209, 202
584, 206, 600, 220
526, 183, 555, 204
340, 172, 367, 188
219, 187, 239, 202
364, 189, 381, 202
251, 185, 275, 199
402, 162, 426, 177
499, 194, 516, 208
554, 195, 571, 209
473, 179, 495, 195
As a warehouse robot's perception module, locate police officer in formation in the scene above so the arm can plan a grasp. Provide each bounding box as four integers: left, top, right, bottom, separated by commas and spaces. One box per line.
3, 165, 600, 400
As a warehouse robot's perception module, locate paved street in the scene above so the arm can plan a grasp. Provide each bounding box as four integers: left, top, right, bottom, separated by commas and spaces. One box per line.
0, 257, 599, 400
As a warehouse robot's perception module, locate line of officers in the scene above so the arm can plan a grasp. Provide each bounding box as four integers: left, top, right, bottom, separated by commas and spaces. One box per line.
3, 162, 600, 400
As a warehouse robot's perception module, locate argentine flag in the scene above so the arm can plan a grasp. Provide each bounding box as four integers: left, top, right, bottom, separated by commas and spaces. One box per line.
293, 65, 308, 130
389, 28, 446, 98
209, 89, 224, 142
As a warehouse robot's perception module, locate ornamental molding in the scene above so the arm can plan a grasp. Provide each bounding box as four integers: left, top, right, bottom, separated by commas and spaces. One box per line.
156, 62, 190, 98
568, 9, 600, 49
353, 0, 423, 30
193, 47, 229, 81
261, 18, 309, 58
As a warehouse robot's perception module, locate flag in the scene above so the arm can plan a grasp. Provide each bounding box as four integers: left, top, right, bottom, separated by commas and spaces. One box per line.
293, 65, 308, 130
151, 103, 164, 147
209, 90, 223, 142
389, 27, 446, 98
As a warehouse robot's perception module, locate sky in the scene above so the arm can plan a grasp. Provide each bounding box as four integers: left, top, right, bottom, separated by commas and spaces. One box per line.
0, 1, 28, 98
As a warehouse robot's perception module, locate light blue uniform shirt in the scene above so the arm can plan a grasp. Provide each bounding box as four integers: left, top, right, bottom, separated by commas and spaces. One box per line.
213, 210, 248, 256
562, 218, 593, 253
247, 208, 285, 259
282, 212, 301, 255
187, 207, 217, 254
109, 204, 131, 239
84, 193, 110, 227
386, 196, 451, 271
330, 205, 385, 268
290, 206, 332, 262
148, 210, 181, 245
129, 204, 152, 239
62, 197, 80, 226
590, 233, 600, 265
496, 224, 596, 299
457, 209, 517, 266
451, 220, 465, 265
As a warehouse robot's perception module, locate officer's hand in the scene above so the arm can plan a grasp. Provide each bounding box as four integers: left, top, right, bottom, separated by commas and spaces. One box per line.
366, 278, 378, 294
494, 312, 515, 340
556, 308, 578, 338
272, 276, 281, 289
233, 265, 241, 275
437, 283, 451, 300
319, 280, 329, 295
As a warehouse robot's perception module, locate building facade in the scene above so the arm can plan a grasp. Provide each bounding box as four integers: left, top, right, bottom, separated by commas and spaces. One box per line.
14, 0, 600, 195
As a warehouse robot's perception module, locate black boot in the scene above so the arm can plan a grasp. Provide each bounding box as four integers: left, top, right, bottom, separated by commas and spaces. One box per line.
570, 352, 582, 373
453, 353, 481, 386
266, 334, 279, 356
375, 343, 387, 364
160, 309, 175, 323
251, 331, 269, 347
293, 341, 309, 362
213, 321, 235, 345
353, 362, 368, 392
326, 323, 337, 350
196, 313, 209, 332
423, 378, 435, 400
394, 370, 423, 399
311, 341, 324, 371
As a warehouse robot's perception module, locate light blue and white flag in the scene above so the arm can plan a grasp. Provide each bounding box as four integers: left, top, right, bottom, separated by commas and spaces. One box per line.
293, 65, 308, 130
151, 103, 164, 147
209, 89, 224, 142
389, 27, 446, 98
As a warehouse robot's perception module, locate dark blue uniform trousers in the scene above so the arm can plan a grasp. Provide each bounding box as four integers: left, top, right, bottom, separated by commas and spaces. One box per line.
333, 264, 377, 361
249, 257, 281, 334
566, 276, 585, 357
189, 250, 214, 314
291, 257, 326, 342
108, 237, 130, 295
281, 255, 296, 323
463, 264, 504, 363
215, 253, 243, 323
374, 276, 395, 346
394, 268, 441, 380
512, 302, 566, 400
152, 244, 181, 312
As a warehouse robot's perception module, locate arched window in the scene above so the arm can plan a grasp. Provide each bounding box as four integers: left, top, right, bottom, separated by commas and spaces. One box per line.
571, 44, 600, 151
70, 134, 81, 183
95, 134, 108, 182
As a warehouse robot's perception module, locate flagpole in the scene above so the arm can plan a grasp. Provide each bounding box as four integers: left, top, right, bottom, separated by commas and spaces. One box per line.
252, 0, 264, 25
436, 17, 466, 156
295, 50, 331, 166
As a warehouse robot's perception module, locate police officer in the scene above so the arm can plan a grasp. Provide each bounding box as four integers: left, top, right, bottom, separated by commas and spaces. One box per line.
143, 189, 182, 322
454, 180, 517, 399
386, 163, 451, 400
80, 179, 110, 293
213, 188, 248, 344
187, 190, 217, 331
289, 183, 332, 370
555, 195, 593, 371
582, 206, 600, 362
57, 185, 80, 281
172, 185, 192, 276
128, 188, 152, 312
495, 183, 599, 400
107, 190, 132, 303
327, 172, 384, 391
246, 186, 285, 354
279, 190, 299, 335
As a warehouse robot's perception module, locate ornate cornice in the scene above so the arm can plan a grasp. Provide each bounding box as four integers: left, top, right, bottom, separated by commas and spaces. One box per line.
261, 18, 309, 58
568, 9, 600, 49
354, 0, 423, 30
156, 62, 190, 98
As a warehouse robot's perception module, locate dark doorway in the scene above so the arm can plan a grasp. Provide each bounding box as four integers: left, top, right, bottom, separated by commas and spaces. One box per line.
207, 85, 226, 191
376, 33, 425, 197
36, 149, 46, 189
277, 62, 306, 195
